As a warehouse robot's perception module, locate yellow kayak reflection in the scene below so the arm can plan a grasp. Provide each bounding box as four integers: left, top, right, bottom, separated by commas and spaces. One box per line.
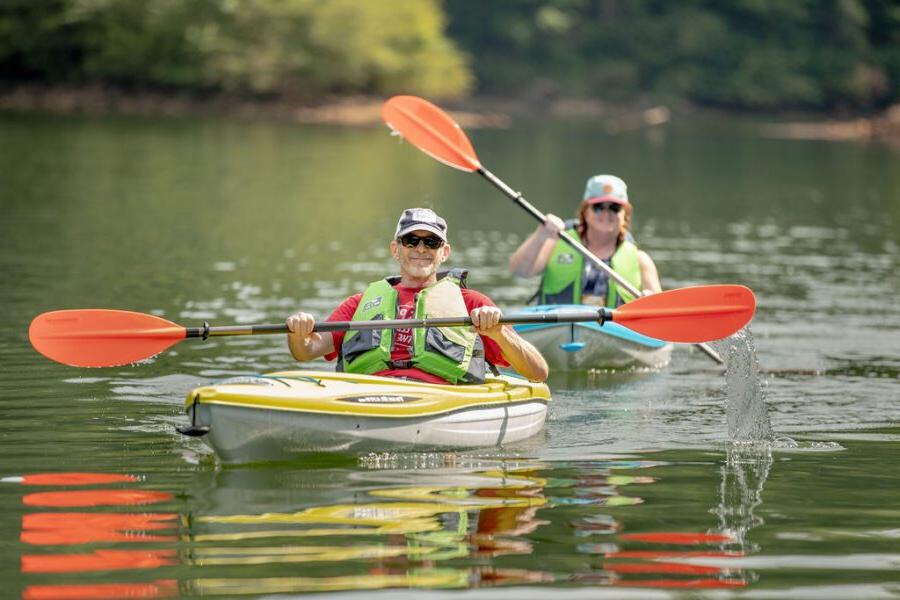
190, 468, 549, 570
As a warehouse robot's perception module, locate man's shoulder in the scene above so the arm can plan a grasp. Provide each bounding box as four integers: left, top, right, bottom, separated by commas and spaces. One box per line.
335, 293, 363, 311
461, 287, 496, 307
327, 293, 363, 322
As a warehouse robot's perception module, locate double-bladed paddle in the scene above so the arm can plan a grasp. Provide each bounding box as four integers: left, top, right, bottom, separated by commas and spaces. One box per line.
381, 95, 727, 365
29, 285, 754, 368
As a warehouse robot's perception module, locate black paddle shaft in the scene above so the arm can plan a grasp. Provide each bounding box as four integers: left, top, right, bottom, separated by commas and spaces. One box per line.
184, 309, 613, 338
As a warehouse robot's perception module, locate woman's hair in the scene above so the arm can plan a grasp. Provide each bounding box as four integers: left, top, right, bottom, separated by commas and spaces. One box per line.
575, 200, 633, 245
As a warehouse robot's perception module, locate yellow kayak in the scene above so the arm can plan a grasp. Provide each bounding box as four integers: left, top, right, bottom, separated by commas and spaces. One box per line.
182, 370, 550, 462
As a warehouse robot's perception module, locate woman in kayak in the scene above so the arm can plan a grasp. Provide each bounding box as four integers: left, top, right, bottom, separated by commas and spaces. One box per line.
508, 174, 661, 307
286, 208, 549, 383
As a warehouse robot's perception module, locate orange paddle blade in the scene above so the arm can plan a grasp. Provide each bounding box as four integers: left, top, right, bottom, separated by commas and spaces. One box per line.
613, 285, 756, 343
382, 95, 481, 172
29, 310, 186, 367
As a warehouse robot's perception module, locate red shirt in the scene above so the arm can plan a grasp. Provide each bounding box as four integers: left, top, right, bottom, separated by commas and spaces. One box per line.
324, 284, 509, 383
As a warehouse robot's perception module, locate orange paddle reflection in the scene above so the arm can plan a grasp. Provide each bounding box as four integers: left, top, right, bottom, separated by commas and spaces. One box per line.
22, 549, 178, 573
619, 532, 733, 544
605, 561, 722, 575
17, 473, 139, 486
606, 530, 747, 589
23, 579, 178, 600
22, 512, 177, 545
606, 550, 743, 559
616, 578, 747, 588
19, 472, 180, 598
23, 489, 172, 507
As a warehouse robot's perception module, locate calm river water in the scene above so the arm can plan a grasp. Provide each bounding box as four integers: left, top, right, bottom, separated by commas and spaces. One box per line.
1, 109, 898, 599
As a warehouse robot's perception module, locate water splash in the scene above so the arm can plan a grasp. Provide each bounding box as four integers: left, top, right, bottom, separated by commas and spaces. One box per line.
714, 328, 774, 442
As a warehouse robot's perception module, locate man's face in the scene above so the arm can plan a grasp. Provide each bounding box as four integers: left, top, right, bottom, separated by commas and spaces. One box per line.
390, 229, 450, 280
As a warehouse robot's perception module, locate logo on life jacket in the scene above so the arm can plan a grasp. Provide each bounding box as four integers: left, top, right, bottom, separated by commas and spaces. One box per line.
362, 296, 383, 312
557, 253, 575, 265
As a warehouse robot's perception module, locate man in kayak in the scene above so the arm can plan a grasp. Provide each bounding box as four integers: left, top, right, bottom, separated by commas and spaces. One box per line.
286, 208, 549, 383
509, 174, 661, 306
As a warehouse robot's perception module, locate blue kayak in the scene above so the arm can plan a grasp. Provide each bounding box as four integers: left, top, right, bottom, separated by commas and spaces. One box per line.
513, 304, 673, 371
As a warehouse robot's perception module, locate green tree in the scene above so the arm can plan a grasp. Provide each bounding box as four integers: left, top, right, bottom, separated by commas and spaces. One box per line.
444, 0, 899, 110
0, 0, 471, 98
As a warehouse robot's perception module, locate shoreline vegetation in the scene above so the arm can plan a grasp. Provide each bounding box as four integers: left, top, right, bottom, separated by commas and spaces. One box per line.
3, 83, 899, 144
3, 3, 897, 142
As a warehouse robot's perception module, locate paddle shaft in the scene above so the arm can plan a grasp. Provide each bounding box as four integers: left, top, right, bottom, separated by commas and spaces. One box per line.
184, 310, 614, 339
477, 167, 724, 365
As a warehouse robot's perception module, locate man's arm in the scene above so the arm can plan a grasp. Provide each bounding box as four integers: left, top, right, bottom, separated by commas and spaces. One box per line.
286, 294, 362, 363
286, 312, 336, 362
470, 306, 549, 382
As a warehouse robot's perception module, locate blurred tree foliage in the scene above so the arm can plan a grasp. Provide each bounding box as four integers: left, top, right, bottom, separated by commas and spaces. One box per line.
0, 0, 471, 98
444, 0, 900, 110
1, 0, 897, 110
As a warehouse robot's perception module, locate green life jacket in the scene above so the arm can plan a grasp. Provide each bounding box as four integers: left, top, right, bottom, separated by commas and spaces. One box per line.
538, 228, 642, 307
338, 268, 486, 384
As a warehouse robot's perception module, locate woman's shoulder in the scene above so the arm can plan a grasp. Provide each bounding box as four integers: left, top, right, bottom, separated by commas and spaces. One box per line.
636, 248, 657, 266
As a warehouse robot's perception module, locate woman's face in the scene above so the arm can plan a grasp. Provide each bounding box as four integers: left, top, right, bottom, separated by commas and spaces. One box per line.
583, 201, 625, 237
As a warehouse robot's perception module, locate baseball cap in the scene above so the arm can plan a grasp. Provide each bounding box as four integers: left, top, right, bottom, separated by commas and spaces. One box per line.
583, 174, 629, 205
394, 208, 448, 241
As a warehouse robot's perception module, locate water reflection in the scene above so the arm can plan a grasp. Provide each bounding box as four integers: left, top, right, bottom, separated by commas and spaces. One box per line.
188, 465, 552, 585
24, 580, 178, 600
22, 549, 178, 574
15, 452, 777, 595
182, 457, 665, 593
186, 456, 761, 592
596, 443, 773, 589
22, 513, 177, 545
18, 472, 178, 598
714, 443, 774, 556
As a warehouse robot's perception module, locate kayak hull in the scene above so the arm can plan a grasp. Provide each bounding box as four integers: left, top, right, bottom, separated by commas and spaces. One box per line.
514, 304, 673, 370
184, 370, 550, 462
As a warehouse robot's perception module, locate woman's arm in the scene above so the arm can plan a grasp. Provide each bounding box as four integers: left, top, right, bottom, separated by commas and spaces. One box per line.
508, 214, 566, 277
637, 250, 662, 294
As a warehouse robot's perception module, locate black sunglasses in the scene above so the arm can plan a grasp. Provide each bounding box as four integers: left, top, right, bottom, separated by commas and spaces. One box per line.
591, 202, 622, 214
398, 233, 444, 249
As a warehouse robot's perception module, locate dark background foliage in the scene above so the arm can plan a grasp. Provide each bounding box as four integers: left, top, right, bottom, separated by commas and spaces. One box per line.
1, 0, 897, 111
